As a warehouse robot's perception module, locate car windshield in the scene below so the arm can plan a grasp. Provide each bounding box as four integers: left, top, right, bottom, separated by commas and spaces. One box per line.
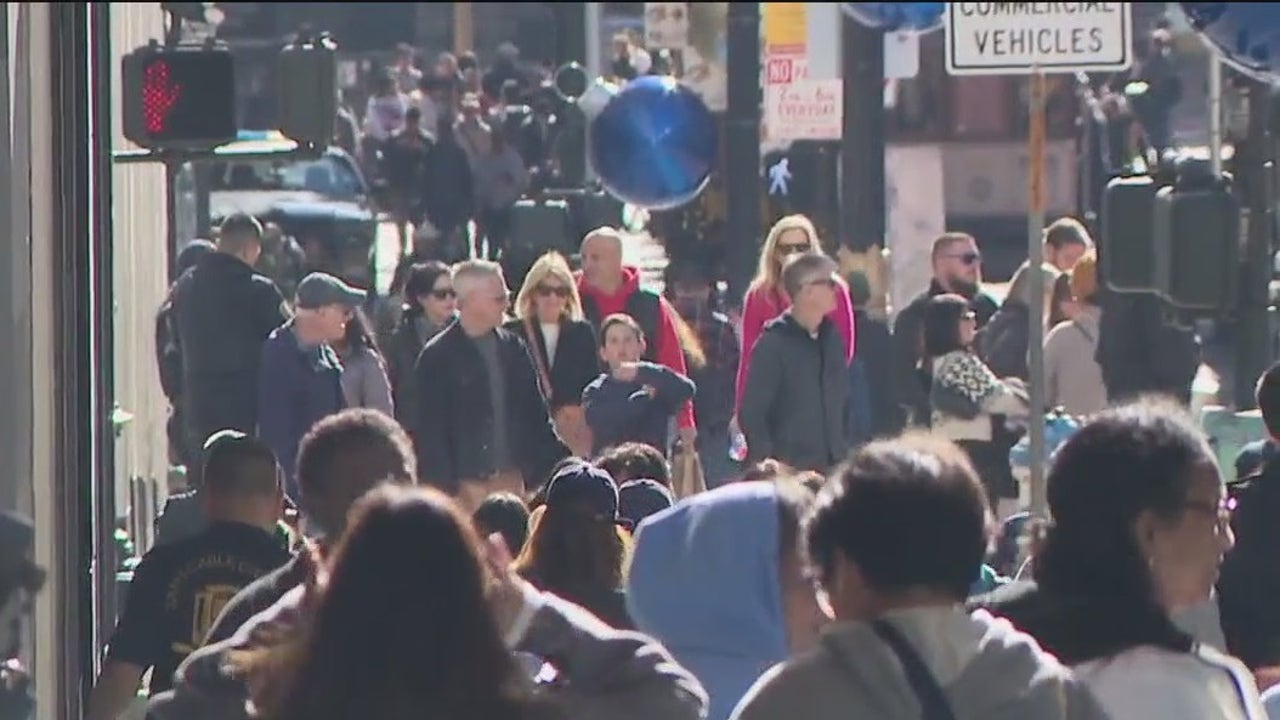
211, 155, 364, 199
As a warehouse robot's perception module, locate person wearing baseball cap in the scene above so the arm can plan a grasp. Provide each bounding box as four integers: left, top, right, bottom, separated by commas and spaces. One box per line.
514, 461, 635, 629
257, 272, 365, 498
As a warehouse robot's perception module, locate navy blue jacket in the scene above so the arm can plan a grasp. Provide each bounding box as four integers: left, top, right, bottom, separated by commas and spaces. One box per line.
256, 321, 345, 498
583, 362, 696, 455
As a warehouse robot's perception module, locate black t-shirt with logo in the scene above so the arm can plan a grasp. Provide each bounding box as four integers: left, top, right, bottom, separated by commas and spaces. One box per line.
105, 521, 290, 695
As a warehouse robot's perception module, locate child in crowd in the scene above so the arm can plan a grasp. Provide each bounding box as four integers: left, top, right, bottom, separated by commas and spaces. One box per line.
583, 314, 696, 457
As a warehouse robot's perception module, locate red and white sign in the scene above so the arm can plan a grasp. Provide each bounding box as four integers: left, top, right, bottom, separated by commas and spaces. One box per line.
765, 79, 842, 141
765, 54, 808, 85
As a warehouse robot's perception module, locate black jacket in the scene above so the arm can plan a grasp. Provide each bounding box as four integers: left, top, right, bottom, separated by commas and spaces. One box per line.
503, 317, 601, 410
1219, 456, 1280, 668
170, 253, 290, 451
384, 309, 448, 428
892, 280, 998, 426
412, 322, 569, 492
739, 314, 849, 472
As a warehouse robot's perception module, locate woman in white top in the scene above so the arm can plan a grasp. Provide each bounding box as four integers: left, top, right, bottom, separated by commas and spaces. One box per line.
505, 252, 600, 458
978, 400, 1267, 720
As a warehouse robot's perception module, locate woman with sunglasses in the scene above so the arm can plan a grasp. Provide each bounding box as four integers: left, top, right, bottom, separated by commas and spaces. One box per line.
734, 215, 855, 419
506, 252, 601, 458
385, 261, 456, 427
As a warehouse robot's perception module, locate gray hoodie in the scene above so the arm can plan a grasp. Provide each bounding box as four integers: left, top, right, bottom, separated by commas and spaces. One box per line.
730, 606, 1111, 720
145, 584, 707, 720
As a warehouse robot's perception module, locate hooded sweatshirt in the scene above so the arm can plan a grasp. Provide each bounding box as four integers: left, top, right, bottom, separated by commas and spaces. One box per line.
626, 482, 790, 720
577, 266, 695, 430
730, 606, 1110, 720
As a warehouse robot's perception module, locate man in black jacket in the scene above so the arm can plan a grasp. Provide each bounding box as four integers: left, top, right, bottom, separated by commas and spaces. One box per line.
169, 214, 290, 458
1218, 361, 1280, 670
891, 232, 999, 428
414, 260, 569, 510
740, 253, 850, 472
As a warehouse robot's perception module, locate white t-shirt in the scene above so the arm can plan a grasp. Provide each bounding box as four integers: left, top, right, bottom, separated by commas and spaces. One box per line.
541, 322, 560, 367
1075, 645, 1267, 720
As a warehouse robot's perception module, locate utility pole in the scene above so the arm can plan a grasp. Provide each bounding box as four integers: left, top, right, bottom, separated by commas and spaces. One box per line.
1235, 80, 1275, 409
725, 2, 762, 303
839, 13, 885, 251
453, 2, 473, 54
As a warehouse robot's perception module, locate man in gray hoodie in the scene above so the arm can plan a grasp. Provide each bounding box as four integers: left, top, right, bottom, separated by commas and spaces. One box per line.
730, 434, 1111, 720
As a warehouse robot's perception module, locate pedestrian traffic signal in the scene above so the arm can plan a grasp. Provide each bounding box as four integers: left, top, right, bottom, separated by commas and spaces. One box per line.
1152, 162, 1239, 311
277, 34, 338, 147
122, 46, 237, 151
1100, 174, 1161, 293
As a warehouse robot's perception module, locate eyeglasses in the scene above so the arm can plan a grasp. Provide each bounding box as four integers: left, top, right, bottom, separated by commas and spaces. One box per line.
944, 251, 982, 265
430, 288, 456, 300
1182, 496, 1237, 529
778, 242, 811, 255
962, 311, 977, 321
536, 284, 570, 298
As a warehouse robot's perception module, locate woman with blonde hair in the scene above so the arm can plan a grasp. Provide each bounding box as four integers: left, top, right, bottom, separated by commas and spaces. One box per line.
734, 214, 856, 413
505, 252, 601, 457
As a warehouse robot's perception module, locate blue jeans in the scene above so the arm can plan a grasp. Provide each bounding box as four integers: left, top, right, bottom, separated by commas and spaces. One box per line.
698, 429, 741, 488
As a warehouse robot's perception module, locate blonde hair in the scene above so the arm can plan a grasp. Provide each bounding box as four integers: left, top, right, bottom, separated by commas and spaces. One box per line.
751, 214, 820, 292
514, 252, 584, 322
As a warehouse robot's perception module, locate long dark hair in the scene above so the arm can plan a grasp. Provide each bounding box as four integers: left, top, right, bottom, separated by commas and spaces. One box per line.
1034, 400, 1205, 655
238, 486, 557, 720
922, 294, 971, 360
341, 307, 380, 355
400, 260, 452, 318
514, 505, 628, 598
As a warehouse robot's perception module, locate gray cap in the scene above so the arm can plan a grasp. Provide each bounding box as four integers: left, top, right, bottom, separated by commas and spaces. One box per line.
296, 272, 367, 310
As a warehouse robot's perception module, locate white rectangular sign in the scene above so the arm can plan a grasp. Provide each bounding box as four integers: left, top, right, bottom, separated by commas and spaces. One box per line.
644, 2, 689, 50
945, 2, 1132, 76
765, 79, 843, 141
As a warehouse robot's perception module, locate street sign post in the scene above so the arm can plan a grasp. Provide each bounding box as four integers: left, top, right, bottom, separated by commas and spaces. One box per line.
944, 3, 1132, 519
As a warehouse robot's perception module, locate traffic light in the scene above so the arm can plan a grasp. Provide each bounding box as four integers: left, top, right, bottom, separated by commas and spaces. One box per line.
122, 45, 237, 151
1100, 174, 1162, 293
277, 35, 338, 147
1152, 163, 1239, 311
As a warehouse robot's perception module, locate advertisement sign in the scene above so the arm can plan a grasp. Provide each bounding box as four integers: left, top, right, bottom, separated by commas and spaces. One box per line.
764, 79, 842, 141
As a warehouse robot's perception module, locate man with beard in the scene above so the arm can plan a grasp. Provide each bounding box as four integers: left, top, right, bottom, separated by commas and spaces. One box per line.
891, 232, 999, 428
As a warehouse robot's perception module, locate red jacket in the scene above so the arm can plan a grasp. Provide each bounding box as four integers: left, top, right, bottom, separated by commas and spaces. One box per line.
576, 267, 695, 430
734, 282, 856, 413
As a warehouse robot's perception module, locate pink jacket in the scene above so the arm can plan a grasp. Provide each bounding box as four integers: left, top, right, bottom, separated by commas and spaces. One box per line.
734, 283, 856, 413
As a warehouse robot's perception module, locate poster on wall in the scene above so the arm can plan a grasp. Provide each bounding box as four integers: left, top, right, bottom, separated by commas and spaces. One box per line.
885, 144, 947, 317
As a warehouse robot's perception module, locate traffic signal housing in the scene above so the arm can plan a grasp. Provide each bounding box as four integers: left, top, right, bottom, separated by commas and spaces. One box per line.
122, 45, 238, 151
1100, 174, 1162, 293
277, 34, 338, 147
1152, 162, 1239, 311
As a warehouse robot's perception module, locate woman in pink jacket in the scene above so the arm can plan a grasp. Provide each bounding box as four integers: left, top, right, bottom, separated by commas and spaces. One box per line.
734, 214, 856, 414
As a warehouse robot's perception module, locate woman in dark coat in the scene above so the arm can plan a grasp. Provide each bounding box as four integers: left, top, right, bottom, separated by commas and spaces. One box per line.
384, 261, 456, 427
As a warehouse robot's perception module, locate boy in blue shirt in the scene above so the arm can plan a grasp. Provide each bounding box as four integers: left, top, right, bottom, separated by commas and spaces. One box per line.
583, 313, 696, 456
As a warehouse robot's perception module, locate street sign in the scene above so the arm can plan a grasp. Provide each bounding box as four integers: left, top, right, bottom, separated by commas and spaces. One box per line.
945, 2, 1132, 76
765, 54, 809, 85
765, 79, 842, 142
644, 2, 689, 49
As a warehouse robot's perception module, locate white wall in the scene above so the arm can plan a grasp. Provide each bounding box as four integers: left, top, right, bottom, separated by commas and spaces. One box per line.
109, 2, 170, 532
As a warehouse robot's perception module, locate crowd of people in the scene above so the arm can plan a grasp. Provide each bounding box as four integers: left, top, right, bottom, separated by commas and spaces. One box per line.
62, 190, 1280, 720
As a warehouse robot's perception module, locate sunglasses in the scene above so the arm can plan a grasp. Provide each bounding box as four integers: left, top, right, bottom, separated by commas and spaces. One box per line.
945, 251, 982, 265
429, 288, 456, 300
778, 242, 811, 255
536, 284, 570, 298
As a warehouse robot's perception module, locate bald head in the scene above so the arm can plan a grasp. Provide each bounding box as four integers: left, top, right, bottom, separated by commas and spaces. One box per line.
581, 227, 625, 292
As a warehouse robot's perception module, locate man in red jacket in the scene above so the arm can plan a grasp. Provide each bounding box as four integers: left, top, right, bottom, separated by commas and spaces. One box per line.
576, 227, 697, 446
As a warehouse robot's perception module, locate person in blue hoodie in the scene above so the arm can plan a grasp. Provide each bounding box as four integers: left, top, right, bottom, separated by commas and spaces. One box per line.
626, 479, 828, 720
257, 273, 356, 500
583, 313, 696, 456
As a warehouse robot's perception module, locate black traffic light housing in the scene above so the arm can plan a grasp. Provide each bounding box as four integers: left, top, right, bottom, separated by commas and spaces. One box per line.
1152, 160, 1239, 311
122, 44, 237, 151
277, 33, 338, 148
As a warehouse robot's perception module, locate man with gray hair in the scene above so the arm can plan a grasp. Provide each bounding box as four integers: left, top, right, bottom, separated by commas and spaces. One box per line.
739, 252, 850, 472
413, 260, 569, 509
